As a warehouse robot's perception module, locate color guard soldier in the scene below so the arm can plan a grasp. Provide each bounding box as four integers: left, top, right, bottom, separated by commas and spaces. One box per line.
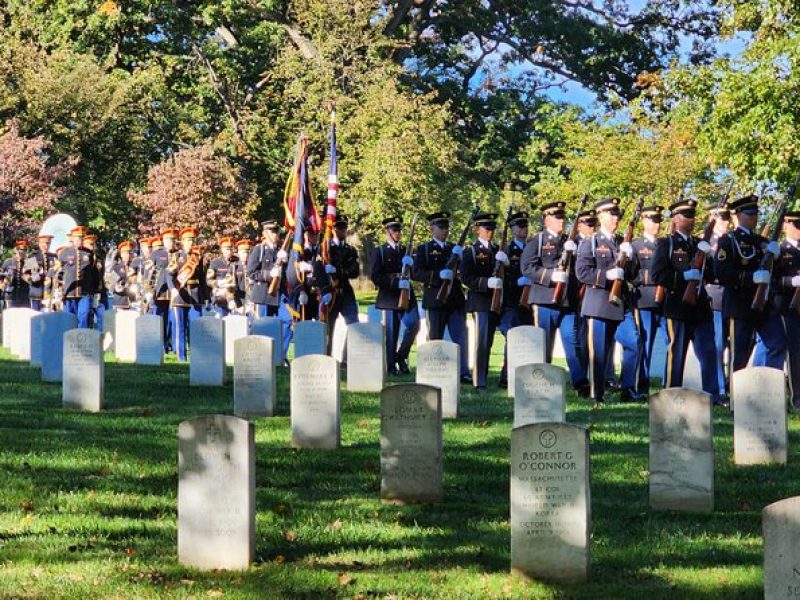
236, 239, 254, 316
461, 212, 503, 388
246, 220, 285, 318
207, 237, 239, 317
714, 195, 786, 373
651, 199, 721, 404
572, 208, 598, 394
4, 240, 32, 308
168, 226, 206, 361
286, 227, 332, 322
148, 230, 175, 352
705, 207, 732, 400
325, 215, 361, 354
370, 216, 421, 375
107, 241, 137, 310
27, 234, 56, 311
59, 226, 97, 328
412, 211, 470, 382
498, 211, 532, 388
520, 201, 589, 395
576, 198, 639, 404
774, 210, 800, 409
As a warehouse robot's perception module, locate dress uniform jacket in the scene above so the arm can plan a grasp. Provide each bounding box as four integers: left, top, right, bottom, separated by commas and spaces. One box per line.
773, 239, 800, 314
207, 257, 241, 307
27, 251, 56, 300
651, 232, 712, 321
704, 232, 726, 311
146, 248, 171, 301
503, 239, 526, 308
460, 241, 498, 312
327, 239, 360, 303
246, 243, 282, 307
714, 227, 769, 319
3, 256, 31, 305
108, 261, 135, 308
286, 246, 332, 318
58, 246, 97, 298
520, 230, 579, 309
370, 242, 417, 310
631, 237, 660, 310
412, 239, 466, 310
167, 249, 206, 308
576, 230, 639, 321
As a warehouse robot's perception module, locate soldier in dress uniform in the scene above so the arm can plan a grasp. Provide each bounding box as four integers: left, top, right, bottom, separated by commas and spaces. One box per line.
705, 207, 732, 401
714, 194, 786, 373
148, 230, 175, 352
573, 208, 598, 395
4, 240, 32, 308
107, 241, 137, 310
576, 198, 640, 404
651, 199, 722, 404
59, 226, 97, 328
324, 215, 361, 355
286, 227, 332, 322
168, 227, 206, 361
247, 220, 285, 318
412, 211, 470, 382
498, 211, 532, 388
520, 201, 588, 395
27, 234, 56, 311
83, 234, 108, 331
207, 237, 240, 317
130, 237, 149, 288
236, 239, 254, 316
461, 212, 504, 388
774, 211, 800, 409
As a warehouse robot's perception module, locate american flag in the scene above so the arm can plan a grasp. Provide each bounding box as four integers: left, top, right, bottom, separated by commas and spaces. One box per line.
324, 112, 338, 243
283, 135, 320, 257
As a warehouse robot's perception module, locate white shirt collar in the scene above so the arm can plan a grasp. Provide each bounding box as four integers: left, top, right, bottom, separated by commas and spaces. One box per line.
676, 230, 689, 241
433, 239, 446, 249
644, 233, 656, 243
478, 238, 491, 249
386, 240, 397, 250
737, 226, 752, 235
787, 238, 799, 248
600, 227, 615, 238
546, 228, 560, 237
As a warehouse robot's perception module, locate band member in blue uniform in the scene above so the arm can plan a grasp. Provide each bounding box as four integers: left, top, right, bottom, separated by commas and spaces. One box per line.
27, 234, 56, 311
705, 207, 732, 401
325, 215, 361, 355
461, 212, 503, 388
107, 241, 137, 310
168, 227, 206, 361
774, 211, 800, 409
82, 234, 108, 331
207, 237, 240, 317
148, 230, 174, 352
498, 211, 533, 388
714, 194, 786, 373
652, 199, 722, 404
576, 197, 639, 404
413, 212, 470, 382
4, 240, 32, 308
59, 226, 97, 328
370, 216, 420, 375
520, 201, 588, 394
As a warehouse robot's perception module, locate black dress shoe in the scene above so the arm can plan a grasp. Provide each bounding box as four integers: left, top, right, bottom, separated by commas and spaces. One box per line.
620, 390, 638, 403
460, 375, 473, 384
713, 397, 730, 409
575, 382, 590, 398
498, 379, 508, 389
606, 379, 621, 391
388, 368, 399, 377
397, 358, 410, 374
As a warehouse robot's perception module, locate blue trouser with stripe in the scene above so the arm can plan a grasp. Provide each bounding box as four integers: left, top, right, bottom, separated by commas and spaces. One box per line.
532, 304, 588, 388
151, 300, 171, 352
65, 296, 93, 329
171, 305, 203, 361
384, 307, 420, 370
733, 312, 786, 372
586, 316, 620, 402
427, 307, 469, 377
498, 305, 533, 383
663, 317, 720, 401
783, 312, 800, 407
472, 310, 499, 387
712, 310, 728, 396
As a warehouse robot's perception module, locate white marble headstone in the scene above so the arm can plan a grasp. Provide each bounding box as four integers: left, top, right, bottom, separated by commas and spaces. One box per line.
290, 354, 340, 449
189, 317, 225, 386
8, 307, 37, 359
507, 326, 546, 398
514, 363, 566, 427
416, 341, 460, 419
41, 312, 77, 382
763, 496, 800, 599
136, 314, 164, 366
733, 367, 786, 465
224, 314, 249, 366
293, 320, 327, 359
234, 335, 275, 418
29, 313, 45, 367
63, 329, 104, 412
251, 317, 283, 367
346, 322, 385, 392
114, 309, 139, 362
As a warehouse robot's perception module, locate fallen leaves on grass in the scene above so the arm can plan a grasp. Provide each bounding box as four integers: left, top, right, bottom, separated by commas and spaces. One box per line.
19, 500, 33, 512
283, 529, 297, 542
329, 519, 343, 530
337, 572, 354, 586
274, 554, 286, 564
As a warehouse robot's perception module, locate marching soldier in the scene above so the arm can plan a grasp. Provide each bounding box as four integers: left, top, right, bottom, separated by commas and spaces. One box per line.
714, 195, 786, 373
461, 212, 503, 388
246, 220, 285, 318
412, 212, 470, 383
59, 226, 97, 328
27, 234, 56, 311
325, 215, 361, 355
168, 227, 206, 361
498, 211, 532, 388
370, 216, 420, 375
520, 201, 589, 396
576, 198, 639, 404
107, 241, 137, 310
774, 210, 800, 409
705, 207, 732, 400
651, 199, 721, 404
4, 241, 32, 308
148, 230, 175, 352
207, 237, 240, 317
286, 227, 332, 322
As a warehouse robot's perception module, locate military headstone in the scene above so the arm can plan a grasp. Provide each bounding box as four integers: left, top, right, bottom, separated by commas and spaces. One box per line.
114, 309, 139, 362
1, 306, 26, 348
62, 329, 104, 412
136, 313, 164, 366
507, 326, 547, 398
8, 307, 37, 359
290, 354, 340, 449
514, 363, 566, 427
380, 384, 443, 503
189, 317, 225, 386
251, 317, 283, 367
416, 341, 460, 419
224, 314, 249, 366
234, 336, 275, 418
29, 313, 44, 367
103, 307, 117, 353
178, 415, 255, 570
293, 320, 327, 359
681, 342, 703, 391
41, 312, 77, 382
763, 496, 800, 599
511, 423, 590, 583
649, 388, 714, 513
346, 322, 385, 392
733, 367, 787, 465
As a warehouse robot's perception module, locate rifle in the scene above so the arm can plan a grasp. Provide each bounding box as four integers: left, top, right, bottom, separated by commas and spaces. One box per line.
682, 180, 735, 305
609, 197, 644, 306
397, 213, 418, 311
551, 194, 588, 304
436, 202, 481, 303
491, 206, 514, 314
268, 233, 292, 297
654, 218, 675, 305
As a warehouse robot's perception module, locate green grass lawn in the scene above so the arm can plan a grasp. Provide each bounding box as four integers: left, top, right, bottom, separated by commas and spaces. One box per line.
0, 335, 796, 599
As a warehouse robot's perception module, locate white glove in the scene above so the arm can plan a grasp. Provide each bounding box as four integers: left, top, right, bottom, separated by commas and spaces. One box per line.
321, 293, 332, 305
697, 240, 713, 255
753, 270, 771, 285
517, 276, 531, 286
298, 261, 313, 274
401, 255, 414, 267
495, 251, 510, 265
606, 267, 624, 281
298, 292, 309, 305
487, 277, 502, 289
144, 292, 154, 304
564, 240, 577, 253
767, 241, 780, 257
93, 294, 101, 307
325, 264, 337, 274
682, 269, 702, 282
439, 268, 454, 280
619, 242, 634, 258
792, 275, 800, 288
551, 270, 568, 283
228, 300, 237, 311
398, 279, 410, 290
276, 249, 288, 261
270, 266, 281, 278
451, 245, 463, 256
